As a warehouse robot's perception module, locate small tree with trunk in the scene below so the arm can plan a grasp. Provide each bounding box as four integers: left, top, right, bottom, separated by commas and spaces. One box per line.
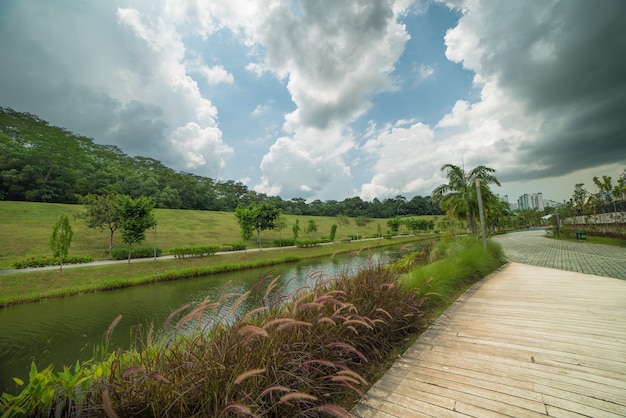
114, 195, 155, 264
305, 219, 318, 238
292, 219, 301, 241
78, 193, 123, 253
50, 214, 73, 270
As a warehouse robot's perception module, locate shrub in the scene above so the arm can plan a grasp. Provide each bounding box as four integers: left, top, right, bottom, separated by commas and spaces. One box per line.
0, 361, 92, 417
110, 247, 163, 260
295, 239, 322, 247
329, 224, 338, 241
12, 255, 94, 269
222, 242, 246, 251
274, 238, 296, 247
169, 245, 221, 258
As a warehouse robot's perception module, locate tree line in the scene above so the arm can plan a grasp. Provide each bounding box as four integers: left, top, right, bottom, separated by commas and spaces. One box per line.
0, 107, 443, 217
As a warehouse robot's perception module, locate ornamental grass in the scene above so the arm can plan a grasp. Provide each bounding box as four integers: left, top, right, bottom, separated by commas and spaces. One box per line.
90, 261, 423, 417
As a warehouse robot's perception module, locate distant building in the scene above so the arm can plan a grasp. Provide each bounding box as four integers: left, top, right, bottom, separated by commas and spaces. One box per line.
544, 199, 560, 208
517, 193, 544, 211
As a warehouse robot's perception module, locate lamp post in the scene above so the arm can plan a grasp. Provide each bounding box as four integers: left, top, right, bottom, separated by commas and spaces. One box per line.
475, 179, 487, 250
153, 220, 157, 260
257, 223, 262, 250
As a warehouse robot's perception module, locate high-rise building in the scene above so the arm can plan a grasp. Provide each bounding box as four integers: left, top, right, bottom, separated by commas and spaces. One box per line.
517, 193, 544, 211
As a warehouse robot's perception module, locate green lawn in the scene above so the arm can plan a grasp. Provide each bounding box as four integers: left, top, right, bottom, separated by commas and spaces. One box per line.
0, 235, 434, 307
0, 201, 426, 269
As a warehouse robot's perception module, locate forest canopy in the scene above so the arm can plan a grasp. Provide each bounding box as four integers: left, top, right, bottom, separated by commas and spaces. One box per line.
0, 107, 443, 217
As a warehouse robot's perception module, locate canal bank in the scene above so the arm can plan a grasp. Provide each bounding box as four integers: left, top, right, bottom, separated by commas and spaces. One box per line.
0, 240, 424, 392
0, 235, 435, 307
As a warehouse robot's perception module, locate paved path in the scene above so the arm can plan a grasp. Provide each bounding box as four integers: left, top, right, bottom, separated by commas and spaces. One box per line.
352, 230, 626, 417
492, 228, 626, 280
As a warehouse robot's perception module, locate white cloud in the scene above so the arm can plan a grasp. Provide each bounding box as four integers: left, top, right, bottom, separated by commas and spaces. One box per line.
249, 1, 414, 199
438, 0, 626, 184
414, 64, 435, 83
251, 102, 271, 118
114, 5, 234, 175
169, 122, 233, 171
254, 124, 356, 200
185, 53, 234, 86
360, 122, 441, 200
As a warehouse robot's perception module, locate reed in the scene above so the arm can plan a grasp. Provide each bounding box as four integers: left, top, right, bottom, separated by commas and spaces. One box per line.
77, 262, 423, 417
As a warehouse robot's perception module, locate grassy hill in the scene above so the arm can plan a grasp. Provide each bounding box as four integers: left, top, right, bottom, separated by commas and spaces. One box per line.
0, 201, 423, 269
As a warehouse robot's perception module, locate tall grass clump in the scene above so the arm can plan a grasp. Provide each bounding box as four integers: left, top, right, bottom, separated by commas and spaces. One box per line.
2, 262, 424, 417
90, 263, 423, 417
400, 236, 505, 312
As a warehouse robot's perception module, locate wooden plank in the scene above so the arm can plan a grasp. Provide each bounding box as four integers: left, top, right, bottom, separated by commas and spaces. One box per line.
378, 370, 548, 417
541, 394, 626, 418
351, 263, 626, 417
534, 383, 626, 416
408, 341, 626, 394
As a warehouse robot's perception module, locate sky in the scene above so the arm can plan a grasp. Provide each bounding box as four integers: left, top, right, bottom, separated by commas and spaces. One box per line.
1, 0, 625, 204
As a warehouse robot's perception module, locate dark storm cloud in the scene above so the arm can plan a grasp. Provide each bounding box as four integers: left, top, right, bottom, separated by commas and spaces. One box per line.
105, 101, 170, 158
459, 0, 626, 179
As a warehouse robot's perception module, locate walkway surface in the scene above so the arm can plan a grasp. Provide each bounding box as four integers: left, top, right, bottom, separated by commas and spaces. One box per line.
351, 229, 626, 417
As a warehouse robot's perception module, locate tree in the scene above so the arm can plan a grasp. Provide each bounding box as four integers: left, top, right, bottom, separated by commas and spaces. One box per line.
432, 164, 500, 234
114, 195, 155, 264
234, 205, 259, 245
593, 175, 617, 214
275, 215, 288, 246
78, 193, 123, 253
292, 219, 301, 241
235, 203, 281, 248
329, 224, 338, 241
50, 214, 73, 270
387, 217, 401, 235
305, 219, 318, 237
570, 183, 589, 216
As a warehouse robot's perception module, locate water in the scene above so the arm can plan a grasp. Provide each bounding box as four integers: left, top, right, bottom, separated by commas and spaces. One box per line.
0, 244, 414, 391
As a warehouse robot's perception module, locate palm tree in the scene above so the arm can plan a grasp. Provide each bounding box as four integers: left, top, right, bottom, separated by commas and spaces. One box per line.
432, 163, 501, 234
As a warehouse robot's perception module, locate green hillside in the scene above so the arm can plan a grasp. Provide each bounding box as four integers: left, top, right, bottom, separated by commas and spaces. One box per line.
0, 201, 411, 269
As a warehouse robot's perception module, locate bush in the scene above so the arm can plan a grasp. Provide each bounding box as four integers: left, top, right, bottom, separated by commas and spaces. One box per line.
222, 242, 246, 251
295, 239, 322, 247
169, 245, 221, 258
12, 255, 94, 269
329, 224, 338, 241
274, 238, 296, 247
110, 247, 163, 260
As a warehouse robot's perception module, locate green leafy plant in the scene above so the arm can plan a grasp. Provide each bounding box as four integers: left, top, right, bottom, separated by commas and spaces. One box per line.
12, 255, 93, 269
169, 245, 221, 258
49, 214, 73, 270
0, 361, 92, 418
110, 247, 162, 260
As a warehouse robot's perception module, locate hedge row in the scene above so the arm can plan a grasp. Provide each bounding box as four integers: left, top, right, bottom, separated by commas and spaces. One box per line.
169, 245, 221, 258
273, 238, 296, 247
221, 242, 246, 251
110, 247, 163, 260
12, 255, 94, 269
295, 239, 323, 247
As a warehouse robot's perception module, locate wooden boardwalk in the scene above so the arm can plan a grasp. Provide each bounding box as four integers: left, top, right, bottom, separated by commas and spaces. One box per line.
351, 262, 626, 417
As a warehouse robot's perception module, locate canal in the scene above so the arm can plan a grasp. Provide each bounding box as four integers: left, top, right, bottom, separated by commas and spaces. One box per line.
0, 243, 416, 391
